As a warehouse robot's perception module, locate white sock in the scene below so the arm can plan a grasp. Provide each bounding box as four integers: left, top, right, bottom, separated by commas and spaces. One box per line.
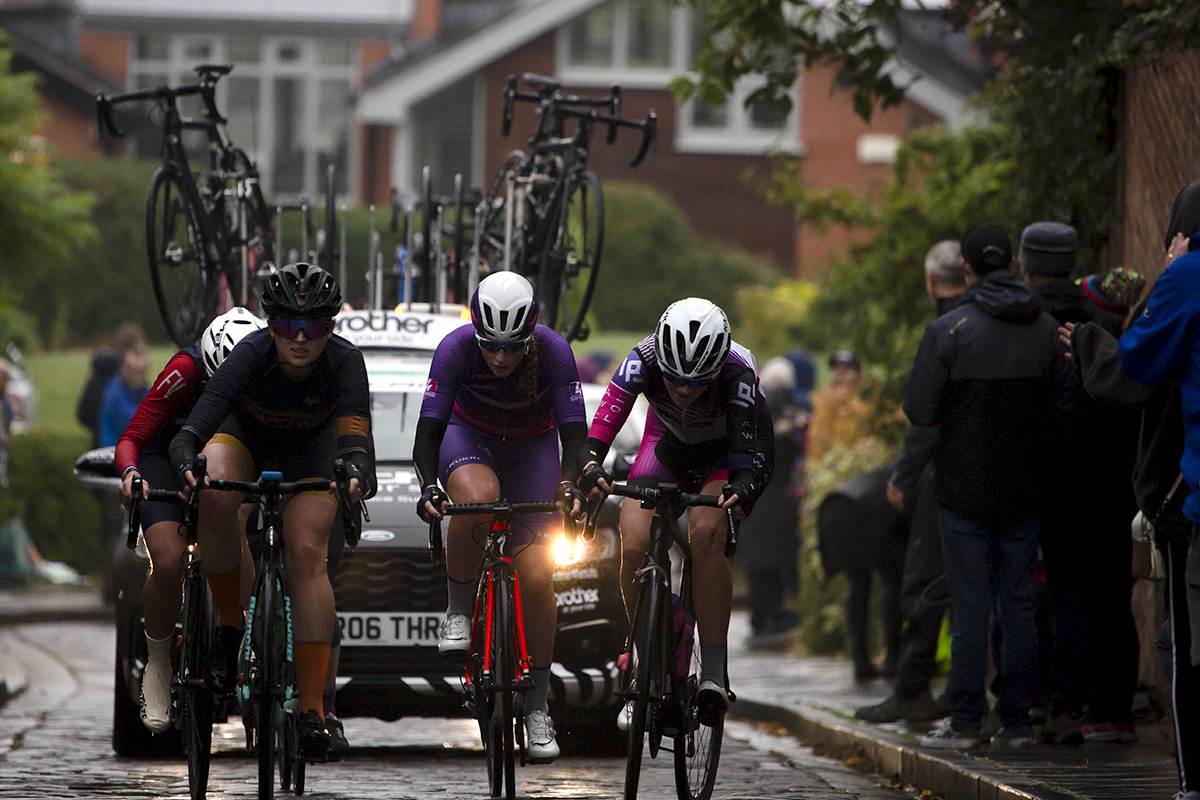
142, 633, 173, 732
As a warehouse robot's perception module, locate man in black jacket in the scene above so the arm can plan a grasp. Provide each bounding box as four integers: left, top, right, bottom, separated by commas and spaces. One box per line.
856, 239, 965, 724
910, 224, 1073, 750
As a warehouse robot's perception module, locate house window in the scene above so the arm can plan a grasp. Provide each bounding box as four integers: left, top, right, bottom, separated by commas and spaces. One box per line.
557, 2, 799, 154
128, 34, 357, 199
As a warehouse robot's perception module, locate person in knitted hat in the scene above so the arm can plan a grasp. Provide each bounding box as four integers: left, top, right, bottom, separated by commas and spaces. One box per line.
1081, 268, 1145, 317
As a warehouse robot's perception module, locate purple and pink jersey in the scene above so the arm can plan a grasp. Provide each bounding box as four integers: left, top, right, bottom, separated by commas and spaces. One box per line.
586, 336, 763, 477
419, 324, 586, 437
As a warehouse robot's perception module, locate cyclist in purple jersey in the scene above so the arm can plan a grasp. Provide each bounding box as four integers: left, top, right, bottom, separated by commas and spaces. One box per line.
578, 298, 773, 729
414, 272, 588, 763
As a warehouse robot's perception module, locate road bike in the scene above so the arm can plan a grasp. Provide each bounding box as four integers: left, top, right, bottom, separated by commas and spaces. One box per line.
584, 482, 738, 800
200, 459, 361, 799
427, 500, 575, 800
96, 64, 275, 346
472, 73, 656, 341
126, 459, 213, 800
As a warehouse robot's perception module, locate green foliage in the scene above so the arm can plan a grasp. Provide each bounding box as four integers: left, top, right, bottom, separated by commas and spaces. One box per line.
796, 437, 896, 655
732, 280, 819, 360
0, 37, 96, 351
0, 431, 104, 575
589, 181, 780, 331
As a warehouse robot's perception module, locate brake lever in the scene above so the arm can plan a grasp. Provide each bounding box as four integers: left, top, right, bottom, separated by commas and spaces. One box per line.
721, 482, 738, 559
582, 495, 603, 542
429, 518, 444, 565
629, 111, 657, 168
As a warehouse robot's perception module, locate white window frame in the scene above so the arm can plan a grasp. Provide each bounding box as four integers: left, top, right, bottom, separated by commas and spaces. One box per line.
555, 2, 801, 156
127, 33, 359, 201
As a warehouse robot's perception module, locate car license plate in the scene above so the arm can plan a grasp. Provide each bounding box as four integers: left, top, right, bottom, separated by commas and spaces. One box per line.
337, 612, 443, 646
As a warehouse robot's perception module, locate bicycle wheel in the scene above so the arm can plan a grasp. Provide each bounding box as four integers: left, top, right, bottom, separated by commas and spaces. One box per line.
624, 572, 663, 800
179, 573, 214, 800
230, 148, 274, 309
147, 166, 219, 346
539, 169, 603, 342
672, 596, 722, 800
253, 562, 283, 800
485, 571, 517, 800
318, 163, 338, 273
474, 151, 529, 277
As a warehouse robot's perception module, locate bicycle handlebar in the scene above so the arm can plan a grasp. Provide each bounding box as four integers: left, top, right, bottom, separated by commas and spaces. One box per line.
95, 64, 231, 139
332, 458, 369, 548
127, 455, 207, 548
583, 481, 739, 557
426, 500, 576, 565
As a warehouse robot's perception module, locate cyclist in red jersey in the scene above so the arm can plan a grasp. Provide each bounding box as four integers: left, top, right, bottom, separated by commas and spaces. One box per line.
115, 308, 263, 732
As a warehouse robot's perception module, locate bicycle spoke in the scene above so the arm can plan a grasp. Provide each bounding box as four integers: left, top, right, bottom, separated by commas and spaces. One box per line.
148, 167, 217, 346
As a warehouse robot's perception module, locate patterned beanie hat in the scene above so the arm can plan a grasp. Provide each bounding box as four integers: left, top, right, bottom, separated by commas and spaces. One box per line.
1082, 268, 1145, 313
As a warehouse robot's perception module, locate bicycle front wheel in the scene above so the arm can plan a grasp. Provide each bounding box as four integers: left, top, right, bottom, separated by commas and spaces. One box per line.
624, 574, 663, 800
147, 166, 219, 347
179, 574, 214, 800
538, 169, 603, 342
253, 562, 283, 800
673, 618, 722, 799
485, 573, 517, 800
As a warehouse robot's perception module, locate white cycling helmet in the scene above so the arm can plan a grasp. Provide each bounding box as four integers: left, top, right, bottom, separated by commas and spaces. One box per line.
470, 272, 539, 342
654, 298, 731, 382
201, 307, 266, 376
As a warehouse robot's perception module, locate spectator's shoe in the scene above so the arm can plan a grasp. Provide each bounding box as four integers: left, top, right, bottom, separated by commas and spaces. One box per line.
296, 709, 332, 763
1080, 720, 1137, 743
325, 712, 350, 761
920, 718, 982, 749
696, 680, 730, 727
990, 726, 1037, 749
855, 690, 944, 724
524, 710, 559, 763
437, 613, 471, 660
1041, 712, 1083, 745
205, 625, 244, 695
139, 656, 172, 733
617, 701, 634, 732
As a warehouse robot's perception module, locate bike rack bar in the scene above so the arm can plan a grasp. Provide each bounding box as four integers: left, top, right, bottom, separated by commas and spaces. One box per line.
339, 203, 348, 298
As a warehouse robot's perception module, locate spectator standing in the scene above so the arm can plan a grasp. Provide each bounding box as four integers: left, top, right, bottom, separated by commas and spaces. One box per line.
98, 343, 150, 447
807, 349, 870, 462
739, 356, 804, 648
909, 224, 1072, 749
857, 239, 966, 724
1118, 178, 1200, 799
77, 322, 147, 448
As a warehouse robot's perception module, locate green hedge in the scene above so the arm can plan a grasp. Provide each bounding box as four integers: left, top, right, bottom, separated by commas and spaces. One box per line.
1, 431, 105, 575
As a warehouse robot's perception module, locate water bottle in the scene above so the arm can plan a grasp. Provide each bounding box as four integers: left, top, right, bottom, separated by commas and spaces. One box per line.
671, 593, 695, 678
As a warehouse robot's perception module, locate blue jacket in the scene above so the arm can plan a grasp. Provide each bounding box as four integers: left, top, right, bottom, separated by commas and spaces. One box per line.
98, 373, 148, 448
1119, 249, 1200, 523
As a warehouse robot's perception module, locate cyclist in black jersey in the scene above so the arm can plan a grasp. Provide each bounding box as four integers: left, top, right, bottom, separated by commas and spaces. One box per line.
170, 263, 374, 761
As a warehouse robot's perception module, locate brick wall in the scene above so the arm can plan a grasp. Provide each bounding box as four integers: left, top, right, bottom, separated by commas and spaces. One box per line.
1115, 50, 1200, 285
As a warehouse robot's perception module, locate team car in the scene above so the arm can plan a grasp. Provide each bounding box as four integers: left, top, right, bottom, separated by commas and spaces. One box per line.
76, 305, 643, 757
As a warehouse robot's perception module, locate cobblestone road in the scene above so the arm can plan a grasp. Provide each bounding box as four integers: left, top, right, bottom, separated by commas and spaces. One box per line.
0, 622, 909, 799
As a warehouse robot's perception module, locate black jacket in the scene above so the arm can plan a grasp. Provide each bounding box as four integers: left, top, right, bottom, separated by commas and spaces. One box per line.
904, 270, 1073, 517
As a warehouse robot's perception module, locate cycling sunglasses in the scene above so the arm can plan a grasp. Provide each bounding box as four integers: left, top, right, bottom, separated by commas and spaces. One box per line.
476, 335, 529, 354
665, 374, 711, 389
270, 317, 335, 340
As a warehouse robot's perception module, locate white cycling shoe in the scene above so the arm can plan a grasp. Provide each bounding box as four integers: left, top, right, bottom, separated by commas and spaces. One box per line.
524, 709, 560, 763
139, 656, 172, 733
437, 613, 471, 659
617, 700, 634, 732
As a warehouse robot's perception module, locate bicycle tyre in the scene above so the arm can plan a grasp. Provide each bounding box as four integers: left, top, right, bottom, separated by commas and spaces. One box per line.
672, 597, 723, 800
475, 151, 530, 277
255, 562, 281, 800
624, 573, 662, 800
319, 163, 338, 273
538, 169, 603, 342
488, 572, 517, 800
180, 574, 214, 800
147, 166, 219, 347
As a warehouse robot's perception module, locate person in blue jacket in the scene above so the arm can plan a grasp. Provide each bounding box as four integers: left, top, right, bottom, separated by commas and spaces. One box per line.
1118, 178, 1200, 800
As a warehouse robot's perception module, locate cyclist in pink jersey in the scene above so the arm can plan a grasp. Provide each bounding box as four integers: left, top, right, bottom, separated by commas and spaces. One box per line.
577, 298, 773, 728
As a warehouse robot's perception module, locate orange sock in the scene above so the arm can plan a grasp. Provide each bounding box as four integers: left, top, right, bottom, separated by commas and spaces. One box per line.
206, 568, 243, 628
295, 641, 330, 718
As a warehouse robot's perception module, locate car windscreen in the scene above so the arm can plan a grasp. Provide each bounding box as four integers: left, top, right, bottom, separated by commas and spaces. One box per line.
363, 352, 431, 462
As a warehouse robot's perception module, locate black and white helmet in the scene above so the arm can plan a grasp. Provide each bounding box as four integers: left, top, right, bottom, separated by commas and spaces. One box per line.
654, 298, 731, 382
201, 307, 265, 376
470, 272, 539, 342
